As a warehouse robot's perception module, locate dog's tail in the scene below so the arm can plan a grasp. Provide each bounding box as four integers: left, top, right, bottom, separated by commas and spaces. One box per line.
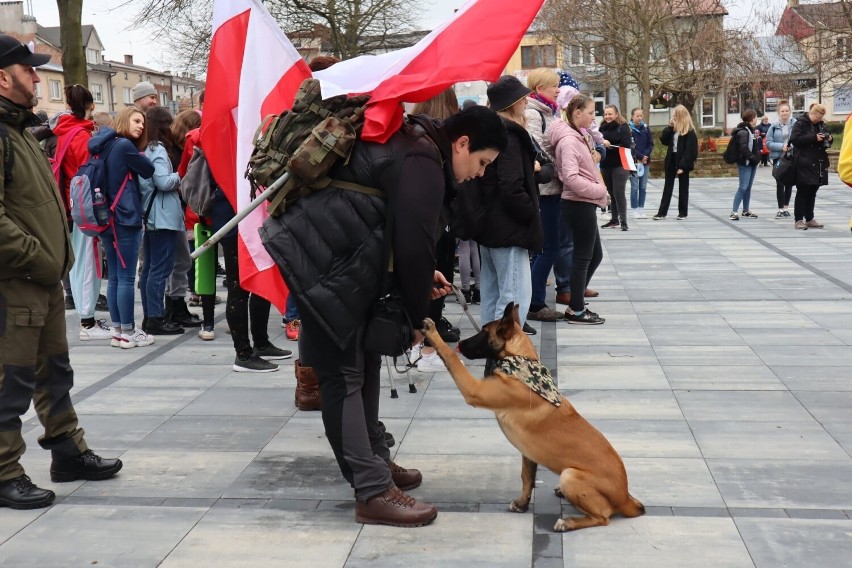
620, 493, 646, 518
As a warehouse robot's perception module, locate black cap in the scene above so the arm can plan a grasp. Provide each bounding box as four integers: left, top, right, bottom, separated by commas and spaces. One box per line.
0, 34, 51, 69
487, 75, 532, 113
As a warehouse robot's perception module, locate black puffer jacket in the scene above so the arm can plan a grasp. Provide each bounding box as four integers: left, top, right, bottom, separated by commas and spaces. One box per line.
790, 118, 832, 186
260, 115, 452, 348
454, 118, 543, 252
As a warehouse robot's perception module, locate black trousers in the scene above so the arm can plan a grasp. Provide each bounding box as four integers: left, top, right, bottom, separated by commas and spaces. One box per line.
794, 184, 819, 222
561, 200, 602, 313
428, 229, 456, 321
299, 311, 392, 501
773, 159, 793, 208
220, 235, 271, 356
657, 160, 690, 217
601, 167, 629, 224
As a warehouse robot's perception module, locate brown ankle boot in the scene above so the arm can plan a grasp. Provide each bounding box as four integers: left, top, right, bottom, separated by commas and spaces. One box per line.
355, 486, 438, 527
294, 359, 322, 411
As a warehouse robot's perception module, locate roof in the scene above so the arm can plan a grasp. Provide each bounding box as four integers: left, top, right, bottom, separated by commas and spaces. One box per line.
36, 24, 97, 48
671, 0, 728, 17
104, 59, 169, 76
754, 35, 815, 75
793, 1, 852, 29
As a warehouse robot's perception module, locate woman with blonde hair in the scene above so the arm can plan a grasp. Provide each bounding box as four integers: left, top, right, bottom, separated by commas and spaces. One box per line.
88, 106, 156, 348
790, 102, 833, 229
653, 104, 698, 220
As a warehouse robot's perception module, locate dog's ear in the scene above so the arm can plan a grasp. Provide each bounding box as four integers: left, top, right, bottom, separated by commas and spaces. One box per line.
502, 302, 516, 321
497, 303, 518, 340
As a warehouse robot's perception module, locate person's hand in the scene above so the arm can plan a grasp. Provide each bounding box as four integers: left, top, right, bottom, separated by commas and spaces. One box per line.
816, 133, 825, 142
782, 144, 788, 153
432, 270, 452, 299
676, 169, 684, 175
643, 156, 649, 164
534, 160, 541, 173
603, 140, 611, 148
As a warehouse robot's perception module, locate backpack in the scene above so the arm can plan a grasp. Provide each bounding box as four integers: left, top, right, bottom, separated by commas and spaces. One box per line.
723, 128, 742, 164
50, 127, 87, 212
179, 145, 217, 217
244, 78, 371, 217
69, 139, 131, 238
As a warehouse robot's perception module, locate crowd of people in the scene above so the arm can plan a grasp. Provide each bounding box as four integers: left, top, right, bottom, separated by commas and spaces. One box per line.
2, 28, 850, 527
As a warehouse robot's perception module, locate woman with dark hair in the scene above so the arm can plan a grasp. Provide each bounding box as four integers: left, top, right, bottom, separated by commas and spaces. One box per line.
138, 107, 185, 335
599, 104, 632, 231
53, 85, 111, 340
730, 108, 761, 221
90, 106, 156, 348
790, 103, 833, 230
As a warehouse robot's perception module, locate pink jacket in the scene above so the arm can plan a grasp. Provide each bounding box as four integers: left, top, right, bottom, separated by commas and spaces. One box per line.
549, 120, 608, 207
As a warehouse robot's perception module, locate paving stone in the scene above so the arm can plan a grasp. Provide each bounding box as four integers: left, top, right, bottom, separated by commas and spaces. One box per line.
690, 420, 849, 460
734, 518, 852, 568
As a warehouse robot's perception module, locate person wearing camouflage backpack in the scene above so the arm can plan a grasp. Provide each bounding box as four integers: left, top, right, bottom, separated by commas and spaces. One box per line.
260, 104, 508, 528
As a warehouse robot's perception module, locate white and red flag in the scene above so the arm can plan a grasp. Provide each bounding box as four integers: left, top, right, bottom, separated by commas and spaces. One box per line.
202, 0, 545, 310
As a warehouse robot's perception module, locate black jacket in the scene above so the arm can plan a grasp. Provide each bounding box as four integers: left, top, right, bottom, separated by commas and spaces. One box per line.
660, 126, 698, 173
733, 122, 761, 166
453, 118, 543, 252
260, 115, 451, 348
790, 118, 832, 186
599, 120, 633, 169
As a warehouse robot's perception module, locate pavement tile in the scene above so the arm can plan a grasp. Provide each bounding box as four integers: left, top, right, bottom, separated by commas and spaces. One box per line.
689, 421, 849, 460
734, 518, 852, 568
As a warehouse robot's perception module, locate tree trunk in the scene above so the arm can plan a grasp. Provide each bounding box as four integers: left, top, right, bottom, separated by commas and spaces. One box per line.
57, 0, 87, 87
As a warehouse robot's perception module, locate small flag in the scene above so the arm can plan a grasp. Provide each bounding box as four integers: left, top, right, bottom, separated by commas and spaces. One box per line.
617, 146, 637, 172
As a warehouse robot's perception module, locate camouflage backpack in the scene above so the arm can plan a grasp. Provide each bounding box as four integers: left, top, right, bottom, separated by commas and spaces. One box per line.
245, 78, 371, 216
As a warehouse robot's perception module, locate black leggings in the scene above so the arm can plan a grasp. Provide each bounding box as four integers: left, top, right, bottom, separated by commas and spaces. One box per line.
773, 159, 793, 208
562, 200, 602, 313
220, 236, 271, 356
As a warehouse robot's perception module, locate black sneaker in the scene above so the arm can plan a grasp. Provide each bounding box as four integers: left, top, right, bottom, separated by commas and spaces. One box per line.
51, 450, 123, 482
565, 309, 605, 325
436, 317, 460, 342
233, 353, 279, 373
783, 210, 791, 218
64, 295, 75, 310
0, 475, 55, 509
742, 211, 758, 218
522, 322, 537, 335
216, 262, 226, 276
253, 343, 292, 360
95, 294, 108, 312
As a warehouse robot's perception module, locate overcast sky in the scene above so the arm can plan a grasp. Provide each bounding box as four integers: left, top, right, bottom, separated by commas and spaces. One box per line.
28, 0, 781, 71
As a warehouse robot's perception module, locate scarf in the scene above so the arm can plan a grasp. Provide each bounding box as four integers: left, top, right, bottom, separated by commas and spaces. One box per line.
530, 93, 558, 115
494, 356, 562, 407
628, 120, 647, 135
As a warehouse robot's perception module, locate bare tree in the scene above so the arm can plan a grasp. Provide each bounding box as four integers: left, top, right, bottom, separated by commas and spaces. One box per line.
123, 0, 422, 73
56, 0, 87, 86
538, 0, 758, 119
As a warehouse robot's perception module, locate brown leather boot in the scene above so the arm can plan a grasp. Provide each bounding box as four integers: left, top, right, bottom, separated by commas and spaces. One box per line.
294, 359, 322, 411
355, 486, 438, 527
389, 461, 422, 491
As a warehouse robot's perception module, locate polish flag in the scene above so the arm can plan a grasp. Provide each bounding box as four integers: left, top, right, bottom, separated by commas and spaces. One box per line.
201, 0, 545, 310
617, 146, 637, 172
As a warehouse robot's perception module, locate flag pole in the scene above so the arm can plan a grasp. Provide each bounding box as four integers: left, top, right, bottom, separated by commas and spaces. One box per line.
190, 171, 290, 260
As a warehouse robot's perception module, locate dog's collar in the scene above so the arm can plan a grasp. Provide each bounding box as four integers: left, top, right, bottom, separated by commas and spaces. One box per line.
495, 356, 562, 407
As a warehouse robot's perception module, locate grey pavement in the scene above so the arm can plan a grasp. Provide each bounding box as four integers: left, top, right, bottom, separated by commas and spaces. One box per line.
2, 166, 852, 567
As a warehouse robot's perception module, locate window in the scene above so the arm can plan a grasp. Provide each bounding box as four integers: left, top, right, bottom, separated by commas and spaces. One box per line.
90, 83, 103, 103
138, 74, 142, 81
700, 97, 715, 128
123, 87, 132, 104
86, 48, 100, 64
49, 79, 62, 100
35, 82, 41, 99
124, 72, 128, 80
792, 93, 806, 113
593, 92, 606, 117
520, 45, 556, 69
160, 91, 168, 106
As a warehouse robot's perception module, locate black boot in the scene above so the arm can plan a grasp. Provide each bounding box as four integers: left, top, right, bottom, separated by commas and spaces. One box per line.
471, 287, 480, 304
170, 298, 202, 327
461, 288, 472, 304
51, 450, 123, 482
0, 475, 55, 509
143, 316, 185, 335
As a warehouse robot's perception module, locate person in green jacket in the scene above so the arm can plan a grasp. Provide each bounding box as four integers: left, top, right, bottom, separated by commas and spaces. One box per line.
0, 34, 122, 510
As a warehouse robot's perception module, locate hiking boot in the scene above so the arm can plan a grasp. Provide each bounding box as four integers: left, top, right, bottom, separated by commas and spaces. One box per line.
233, 353, 279, 373
565, 309, 605, 325
294, 359, 322, 411
253, 343, 292, 360
143, 316, 184, 336
284, 319, 301, 341
742, 210, 758, 218
64, 295, 75, 310
806, 219, 824, 229
50, 450, 123, 482
436, 317, 460, 343
355, 486, 438, 527
527, 307, 563, 322
0, 475, 55, 509
79, 319, 112, 341
522, 322, 537, 335
389, 461, 422, 491
95, 294, 108, 312
794, 220, 808, 230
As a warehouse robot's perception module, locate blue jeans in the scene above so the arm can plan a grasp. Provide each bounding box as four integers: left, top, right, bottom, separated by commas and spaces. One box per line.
100, 224, 142, 330
479, 245, 532, 326
531, 195, 564, 311
630, 166, 649, 209
284, 293, 299, 322
733, 163, 758, 212
139, 229, 179, 318
554, 208, 573, 294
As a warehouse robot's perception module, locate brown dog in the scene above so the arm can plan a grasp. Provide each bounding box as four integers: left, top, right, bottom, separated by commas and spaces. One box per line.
422, 303, 644, 532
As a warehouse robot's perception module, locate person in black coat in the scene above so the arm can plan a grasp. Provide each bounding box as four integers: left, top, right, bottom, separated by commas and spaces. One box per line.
599, 105, 633, 230
654, 104, 698, 220
790, 103, 833, 229
730, 109, 762, 220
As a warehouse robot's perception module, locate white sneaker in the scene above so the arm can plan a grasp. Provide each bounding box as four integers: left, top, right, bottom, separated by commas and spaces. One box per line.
79, 319, 113, 341
637, 209, 647, 219
416, 349, 447, 373
407, 342, 423, 366
112, 332, 134, 349
197, 326, 215, 341
128, 328, 155, 347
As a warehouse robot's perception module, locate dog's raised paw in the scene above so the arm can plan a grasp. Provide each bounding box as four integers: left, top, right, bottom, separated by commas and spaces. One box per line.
422, 318, 436, 333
